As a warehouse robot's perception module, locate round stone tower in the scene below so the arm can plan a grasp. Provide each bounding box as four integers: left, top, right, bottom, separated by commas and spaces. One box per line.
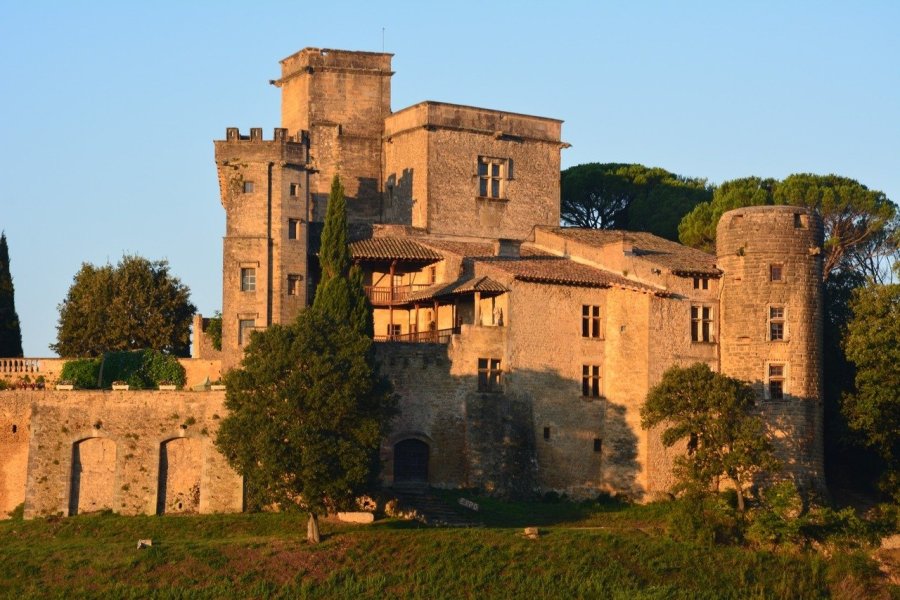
716, 205, 825, 490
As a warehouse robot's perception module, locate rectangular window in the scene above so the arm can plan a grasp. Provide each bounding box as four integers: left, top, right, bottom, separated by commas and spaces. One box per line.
287, 274, 302, 296
288, 219, 301, 240
387, 323, 401, 337
770, 264, 783, 281
593, 438, 602, 453
582, 364, 601, 398
478, 157, 508, 199
769, 306, 785, 341
582, 305, 601, 338
691, 305, 713, 342
289, 182, 300, 197
477, 358, 502, 393
243, 181, 255, 193
238, 319, 255, 347
693, 277, 709, 290
240, 268, 256, 292
768, 364, 785, 400
543, 427, 551, 441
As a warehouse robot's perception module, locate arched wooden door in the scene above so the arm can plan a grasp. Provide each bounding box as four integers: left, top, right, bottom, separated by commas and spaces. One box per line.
393, 438, 429, 483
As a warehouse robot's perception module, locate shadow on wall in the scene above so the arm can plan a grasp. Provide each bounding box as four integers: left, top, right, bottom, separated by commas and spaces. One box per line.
380, 344, 641, 500
383, 169, 414, 224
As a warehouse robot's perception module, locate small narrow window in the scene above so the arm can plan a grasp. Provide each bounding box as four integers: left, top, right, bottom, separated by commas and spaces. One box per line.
288, 219, 301, 240
238, 319, 255, 347
593, 438, 602, 453
770, 264, 783, 281
582, 305, 601, 338
692, 277, 709, 290
243, 181, 255, 193
768, 364, 785, 400
582, 365, 601, 398
387, 323, 401, 338
477, 358, 503, 393
691, 306, 714, 342
12, 424, 17, 434
794, 213, 804, 228
769, 306, 785, 341
287, 274, 302, 296
289, 182, 301, 197
240, 268, 256, 292
429, 266, 437, 284
543, 427, 551, 441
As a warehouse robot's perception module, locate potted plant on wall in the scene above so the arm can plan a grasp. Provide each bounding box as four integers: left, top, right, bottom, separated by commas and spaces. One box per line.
158, 380, 177, 391
210, 380, 226, 391
56, 379, 74, 391
111, 380, 130, 391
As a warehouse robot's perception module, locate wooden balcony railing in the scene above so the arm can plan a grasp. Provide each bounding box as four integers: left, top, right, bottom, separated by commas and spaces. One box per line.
374, 327, 460, 344
364, 284, 434, 306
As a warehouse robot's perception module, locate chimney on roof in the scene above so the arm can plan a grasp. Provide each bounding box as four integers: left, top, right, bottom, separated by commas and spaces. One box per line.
493, 239, 521, 257
622, 240, 634, 256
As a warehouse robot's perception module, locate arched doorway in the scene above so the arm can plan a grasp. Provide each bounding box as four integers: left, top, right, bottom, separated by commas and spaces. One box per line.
393, 438, 429, 483
69, 437, 117, 516
157, 438, 202, 514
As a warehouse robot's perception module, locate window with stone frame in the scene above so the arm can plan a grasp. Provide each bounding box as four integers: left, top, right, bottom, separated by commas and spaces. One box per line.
769, 306, 786, 341
287, 274, 302, 296
767, 363, 786, 400
243, 181, 255, 193
691, 305, 714, 342
289, 182, 301, 197
288, 219, 301, 240
240, 268, 256, 292
693, 277, 709, 290
477, 156, 510, 199
582, 305, 601, 338
582, 364, 601, 398
477, 358, 503, 393
238, 319, 255, 347
770, 264, 784, 282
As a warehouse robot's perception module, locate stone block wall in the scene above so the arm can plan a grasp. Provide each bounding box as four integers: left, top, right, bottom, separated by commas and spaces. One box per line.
0, 394, 31, 516
8, 390, 242, 519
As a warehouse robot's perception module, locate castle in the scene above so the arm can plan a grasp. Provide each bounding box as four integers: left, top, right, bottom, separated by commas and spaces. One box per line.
0, 48, 824, 519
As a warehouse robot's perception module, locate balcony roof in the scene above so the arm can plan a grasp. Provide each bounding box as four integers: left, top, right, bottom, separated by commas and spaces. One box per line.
350, 238, 443, 262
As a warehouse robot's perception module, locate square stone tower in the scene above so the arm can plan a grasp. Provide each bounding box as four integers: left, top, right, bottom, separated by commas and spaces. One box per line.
272, 48, 393, 223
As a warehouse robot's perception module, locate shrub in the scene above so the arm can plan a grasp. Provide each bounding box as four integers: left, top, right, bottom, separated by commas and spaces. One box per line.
746, 481, 805, 548
99, 350, 186, 389
60, 358, 103, 389
667, 489, 741, 546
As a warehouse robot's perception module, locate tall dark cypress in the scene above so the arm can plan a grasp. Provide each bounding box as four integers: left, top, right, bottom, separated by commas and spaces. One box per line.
0, 232, 24, 357
311, 175, 372, 336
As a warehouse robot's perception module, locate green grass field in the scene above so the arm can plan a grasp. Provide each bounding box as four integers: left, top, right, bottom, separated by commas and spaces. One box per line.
1, 493, 895, 599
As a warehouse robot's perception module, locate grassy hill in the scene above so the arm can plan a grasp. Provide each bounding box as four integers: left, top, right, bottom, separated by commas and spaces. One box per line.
1, 492, 896, 599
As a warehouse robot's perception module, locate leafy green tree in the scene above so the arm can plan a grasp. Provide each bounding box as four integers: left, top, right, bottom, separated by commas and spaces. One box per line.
0, 232, 23, 357
842, 283, 900, 501
313, 175, 372, 335
641, 363, 779, 512
678, 174, 897, 281
52, 255, 196, 357
217, 174, 393, 544
561, 163, 712, 241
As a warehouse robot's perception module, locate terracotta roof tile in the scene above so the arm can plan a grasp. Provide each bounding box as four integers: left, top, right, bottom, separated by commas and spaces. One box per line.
477, 255, 663, 294
417, 239, 496, 258
350, 238, 443, 261
407, 276, 508, 302
549, 228, 720, 276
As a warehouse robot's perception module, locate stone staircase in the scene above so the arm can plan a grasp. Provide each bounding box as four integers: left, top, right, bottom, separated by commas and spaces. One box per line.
390, 483, 479, 527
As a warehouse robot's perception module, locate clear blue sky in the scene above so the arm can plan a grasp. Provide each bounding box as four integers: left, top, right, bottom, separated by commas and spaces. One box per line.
2, 1, 898, 356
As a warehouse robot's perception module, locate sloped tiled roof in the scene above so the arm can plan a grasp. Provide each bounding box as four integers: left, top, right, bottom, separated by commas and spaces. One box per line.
407, 276, 508, 302
478, 254, 663, 294
417, 239, 496, 258
350, 238, 443, 261
549, 228, 720, 276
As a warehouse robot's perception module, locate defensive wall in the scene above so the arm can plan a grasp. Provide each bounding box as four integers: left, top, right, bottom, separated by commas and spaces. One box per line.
0, 389, 242, 519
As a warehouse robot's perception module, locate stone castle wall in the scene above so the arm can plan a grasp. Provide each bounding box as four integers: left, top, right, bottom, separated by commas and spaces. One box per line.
0, 390, 242, 520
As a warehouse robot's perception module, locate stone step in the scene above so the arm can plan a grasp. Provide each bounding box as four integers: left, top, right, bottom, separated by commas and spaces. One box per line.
390, 486, 479, 527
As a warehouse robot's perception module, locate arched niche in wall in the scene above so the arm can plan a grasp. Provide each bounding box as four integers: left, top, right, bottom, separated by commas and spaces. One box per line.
156, 437, 203, 515
69, 437, 117, 516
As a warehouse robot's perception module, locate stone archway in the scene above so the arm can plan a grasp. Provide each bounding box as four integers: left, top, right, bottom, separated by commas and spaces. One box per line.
69, 437, 117, 516
156, 438, 202, 514
393, 438, 429, 483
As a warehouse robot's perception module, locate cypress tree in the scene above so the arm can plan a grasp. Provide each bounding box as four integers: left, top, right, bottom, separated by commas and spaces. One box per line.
312, 175, 372, 336
0, 232, 23, 357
